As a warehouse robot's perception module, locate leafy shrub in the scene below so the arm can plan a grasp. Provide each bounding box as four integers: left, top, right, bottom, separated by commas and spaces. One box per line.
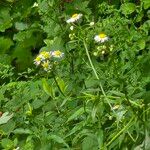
0, 0, 150, 149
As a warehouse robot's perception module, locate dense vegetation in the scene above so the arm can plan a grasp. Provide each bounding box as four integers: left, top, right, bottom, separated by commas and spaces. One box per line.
0, 0, 150, 149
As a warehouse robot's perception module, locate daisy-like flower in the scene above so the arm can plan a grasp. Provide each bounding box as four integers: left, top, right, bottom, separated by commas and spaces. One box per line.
94, 33, 109, 43
42, 61, 51, 71
66, 13, 83, 23
50, 50, 64, 58
34, 56, 42, 66
40, 51, 51, 60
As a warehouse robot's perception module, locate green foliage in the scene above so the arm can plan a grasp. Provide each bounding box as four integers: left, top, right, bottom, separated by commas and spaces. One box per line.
0, 0, 150, 150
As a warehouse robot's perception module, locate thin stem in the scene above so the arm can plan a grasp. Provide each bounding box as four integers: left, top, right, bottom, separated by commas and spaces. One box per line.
83, 41, 114, 111
105, 116, 134, 148
83, 41, 99, 80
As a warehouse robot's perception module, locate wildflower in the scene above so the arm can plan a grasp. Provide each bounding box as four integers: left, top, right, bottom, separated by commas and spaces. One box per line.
70, 26, 74, 30
32, 2, 38, 7
34, 51, 51, 66
50, 50, 64, 58
40, 51, 51, 60
42, 61, 51, 71
66, 13, 83, 23
34, 56, 42, 66
90, 22, 94, 26
94, 33, 109, 43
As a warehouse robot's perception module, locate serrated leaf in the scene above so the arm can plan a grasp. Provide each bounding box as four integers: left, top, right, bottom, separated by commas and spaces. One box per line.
121, 3, 136, 15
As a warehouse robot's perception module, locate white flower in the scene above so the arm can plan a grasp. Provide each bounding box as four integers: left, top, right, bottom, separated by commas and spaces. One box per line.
90, 22, 94, 26
34, 51, 51, 66
50, 50, 64, 58
66, 13, 83, 23
70, 26, 74, 30
94, 33, 109, 43
40, 51, 51, 60
34, 56, 42, 66
42, 61, 51, 71
32, 2, 38, 7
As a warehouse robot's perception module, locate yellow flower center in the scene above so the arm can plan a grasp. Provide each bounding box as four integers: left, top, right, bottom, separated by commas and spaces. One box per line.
72, 14, 78, 18
35, 56, 41, 61
43, 53, 50, 59
40, 51, 50, 59
42, 62, 49, 68
99, 33, 106, 38
54, 50, 62, 57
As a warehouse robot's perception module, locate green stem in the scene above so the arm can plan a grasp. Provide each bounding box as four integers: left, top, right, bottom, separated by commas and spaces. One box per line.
105, 116, 134, 148
83, 41, 99, 80
83, 41, 114, 111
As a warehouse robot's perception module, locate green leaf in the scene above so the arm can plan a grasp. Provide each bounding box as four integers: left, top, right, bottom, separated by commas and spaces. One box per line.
0, 8, 12, 32
135, 13, 144, 22
13, 128, 32, 134
32, 99, 44, 109
12, 44, 32, 71
48, 134, 69, 148
67, 107, 84, 122
0, 112, 13, 125
15, 22, 28, 31
97, 129, 104, 148
143, 0, 150, 9
1, 138, 14, 149
13, 30, 32, 42
42, 78, 54, 98
0, 37, 13, 54
56, 77, 66, 94
44, 39, 54, 47
137, 39, 146, 50
82, 136, 98, 150
121, 3, 136, 15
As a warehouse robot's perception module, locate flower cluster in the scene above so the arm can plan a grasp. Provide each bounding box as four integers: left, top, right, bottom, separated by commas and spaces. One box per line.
93, 45, 114, 57
66, 14, 109, 43
34, 50, 64, 71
